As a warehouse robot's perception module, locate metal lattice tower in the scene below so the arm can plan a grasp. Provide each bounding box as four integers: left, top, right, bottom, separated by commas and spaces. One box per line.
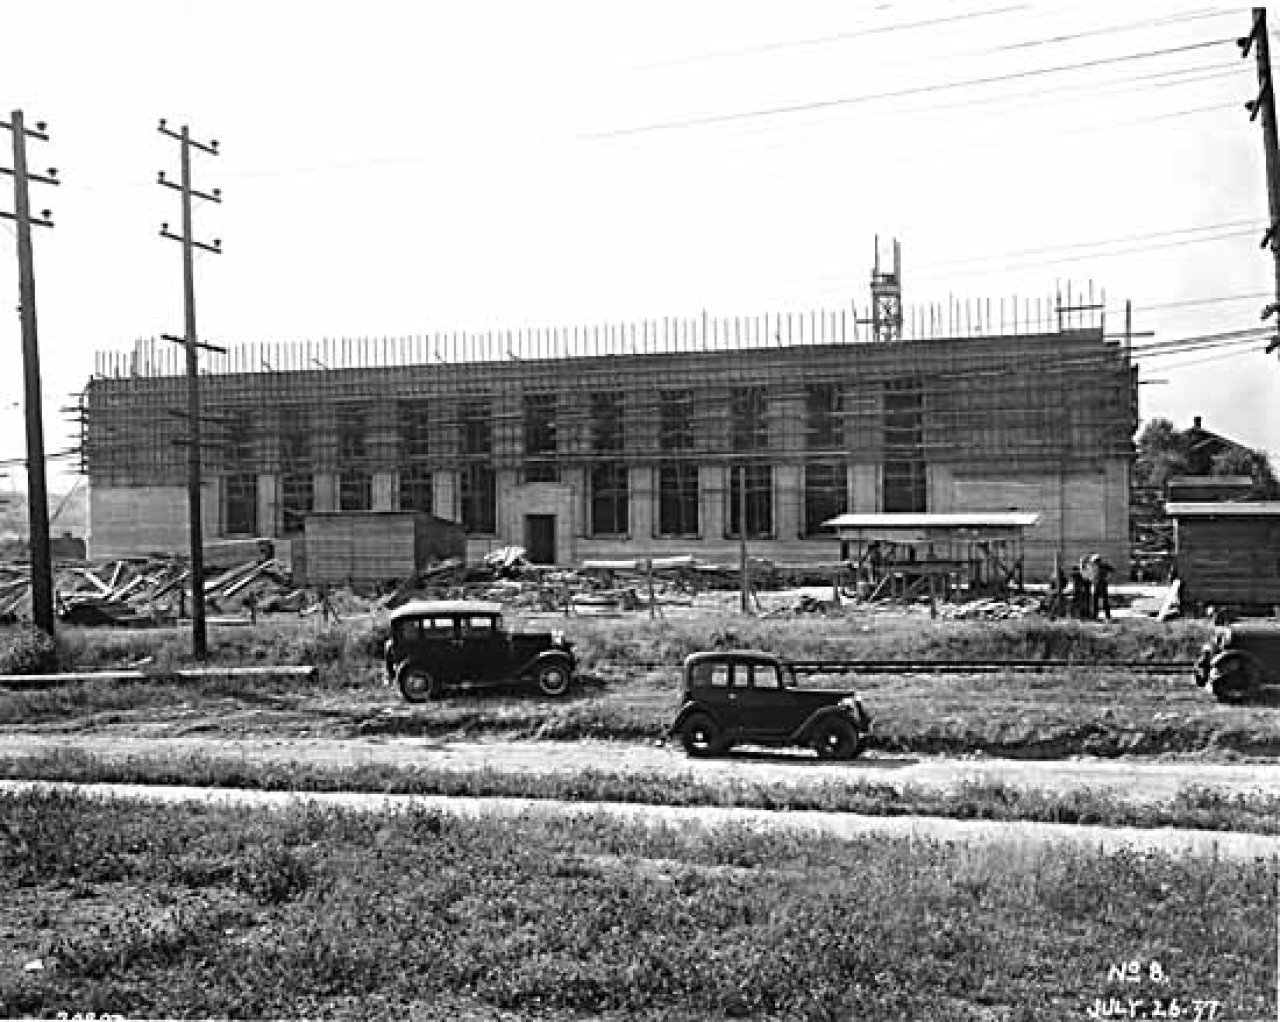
869, 235, 903, 342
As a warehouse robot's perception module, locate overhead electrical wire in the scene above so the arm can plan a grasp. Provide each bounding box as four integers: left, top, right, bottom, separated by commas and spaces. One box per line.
632, 4, 1036, 69
1143, 346, 1268, 373
635, 7, 1232, 71
916, 225, 1259, 281
981, 8, 1235, 54
584, 38, 1232, 139
917, 218, 1262, 270
1127, 328, 1275, 359
1125, 290, 1273, 314
702, 61, 1243, 162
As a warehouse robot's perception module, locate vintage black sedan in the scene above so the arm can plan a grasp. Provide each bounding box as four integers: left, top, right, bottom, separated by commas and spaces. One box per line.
1194, 620, 1280, 703
384, 600, 576, 702
671, 649, 871, 759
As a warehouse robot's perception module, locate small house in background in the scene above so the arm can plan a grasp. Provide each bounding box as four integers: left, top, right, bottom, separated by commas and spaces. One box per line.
1180, 415, 1246, 473
1165, 501, 1280, 610
299, 511, 466, 587
1166, 475, 1254, 503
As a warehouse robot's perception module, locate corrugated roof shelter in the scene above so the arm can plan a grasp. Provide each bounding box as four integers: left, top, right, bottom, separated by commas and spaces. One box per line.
1165, 501, 1280, 609
823, 511, 1040, 601
824, 512, 1040, 535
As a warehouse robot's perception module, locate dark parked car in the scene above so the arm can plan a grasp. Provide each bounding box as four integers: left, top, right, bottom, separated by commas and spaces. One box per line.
671, 650, 871, 759
1194, 620, 1280, 703
385, 600, 576, 702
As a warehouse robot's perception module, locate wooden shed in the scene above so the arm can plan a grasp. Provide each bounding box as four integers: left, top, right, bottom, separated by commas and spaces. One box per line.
1166, 501, 1280, 608
301, 511, 466, 586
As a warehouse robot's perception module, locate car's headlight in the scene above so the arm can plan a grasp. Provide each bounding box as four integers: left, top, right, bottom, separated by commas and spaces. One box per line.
552, 629, 566, 646
838, 696, 862, 713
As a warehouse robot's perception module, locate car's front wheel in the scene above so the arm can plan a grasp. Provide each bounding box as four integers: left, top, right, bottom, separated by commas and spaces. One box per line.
812, 717, 861, 760
1211, 665, 1254, 704
399, 668, 442, 703
680, 712, 724, 758
534, 659, 573, 698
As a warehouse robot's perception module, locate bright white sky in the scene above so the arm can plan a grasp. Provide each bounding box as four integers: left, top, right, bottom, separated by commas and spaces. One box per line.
0, 1, 1274, 491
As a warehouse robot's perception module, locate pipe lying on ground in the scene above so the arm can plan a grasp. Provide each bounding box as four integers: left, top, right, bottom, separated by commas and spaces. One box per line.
0, 665, 319, 689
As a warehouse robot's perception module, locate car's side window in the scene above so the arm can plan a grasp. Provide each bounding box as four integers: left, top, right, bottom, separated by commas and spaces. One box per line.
463, 616, 496, 637
709, 664, 730, 687
423, 617, 453, 638
752, 664, 780, 689
397, 620, 421, 642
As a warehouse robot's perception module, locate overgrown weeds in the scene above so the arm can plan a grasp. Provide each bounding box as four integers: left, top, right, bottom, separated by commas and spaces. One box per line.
1, 790, 1271, 1020
0, 627, 60, 675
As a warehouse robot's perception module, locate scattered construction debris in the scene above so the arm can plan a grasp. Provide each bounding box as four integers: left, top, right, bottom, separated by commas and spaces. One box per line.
0, 540, 1135, 629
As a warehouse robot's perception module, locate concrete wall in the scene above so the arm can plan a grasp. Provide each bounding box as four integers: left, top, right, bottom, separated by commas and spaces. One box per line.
88, 483, 217, 560
89, 457, 1129, 575
931, 461, 1129, 576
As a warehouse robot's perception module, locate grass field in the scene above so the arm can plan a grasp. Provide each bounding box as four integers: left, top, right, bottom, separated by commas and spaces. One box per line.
6, 614, 1277, 760
1, 789, 1272, 1021
6, 746, 1280, 836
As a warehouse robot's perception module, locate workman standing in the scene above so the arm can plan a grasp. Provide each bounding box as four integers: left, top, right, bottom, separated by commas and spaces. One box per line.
1090, 553, 1115, 620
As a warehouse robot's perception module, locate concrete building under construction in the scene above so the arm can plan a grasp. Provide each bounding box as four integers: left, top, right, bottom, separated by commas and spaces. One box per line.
79, 268, 1137, 576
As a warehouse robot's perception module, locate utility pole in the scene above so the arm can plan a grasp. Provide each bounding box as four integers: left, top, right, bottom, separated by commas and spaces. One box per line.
1239, 9, 1280, 349
158, 119, 222, 659
0, 111, 59, 635
738, 464, 750, 614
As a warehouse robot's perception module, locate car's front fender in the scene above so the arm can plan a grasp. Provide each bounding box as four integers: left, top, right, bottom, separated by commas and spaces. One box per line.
671, 700, 723, 736
788, 705, 862, 746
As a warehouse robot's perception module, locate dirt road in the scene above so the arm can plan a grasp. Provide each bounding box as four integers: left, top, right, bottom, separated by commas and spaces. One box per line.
4, 777, 1277, 859
4, 732, 1280, 802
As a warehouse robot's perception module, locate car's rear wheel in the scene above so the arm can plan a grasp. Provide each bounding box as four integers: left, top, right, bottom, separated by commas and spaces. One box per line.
535, 660, 573, 698
812, 717, 860, 760
680, 712, 723, 758
399, 668, 442, 703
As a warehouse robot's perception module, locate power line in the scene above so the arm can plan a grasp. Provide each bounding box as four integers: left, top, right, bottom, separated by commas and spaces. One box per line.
1126, 290, 1273, 313
635, 7, 1232, 72
918, 218, 1262, 270
982, 8, 1235, 55
1143, 345, 1267, 373
584, 38, 1233, 139
1128, 327, 1274, 358
701, 60, 1243, 159
631, 4, 1034, 70
917, 223, 1259, 280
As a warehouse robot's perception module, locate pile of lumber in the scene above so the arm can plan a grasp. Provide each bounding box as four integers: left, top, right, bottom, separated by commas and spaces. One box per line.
938, 597, 1041, 621
0, 552, 304, 627
0, 564, 30, 623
